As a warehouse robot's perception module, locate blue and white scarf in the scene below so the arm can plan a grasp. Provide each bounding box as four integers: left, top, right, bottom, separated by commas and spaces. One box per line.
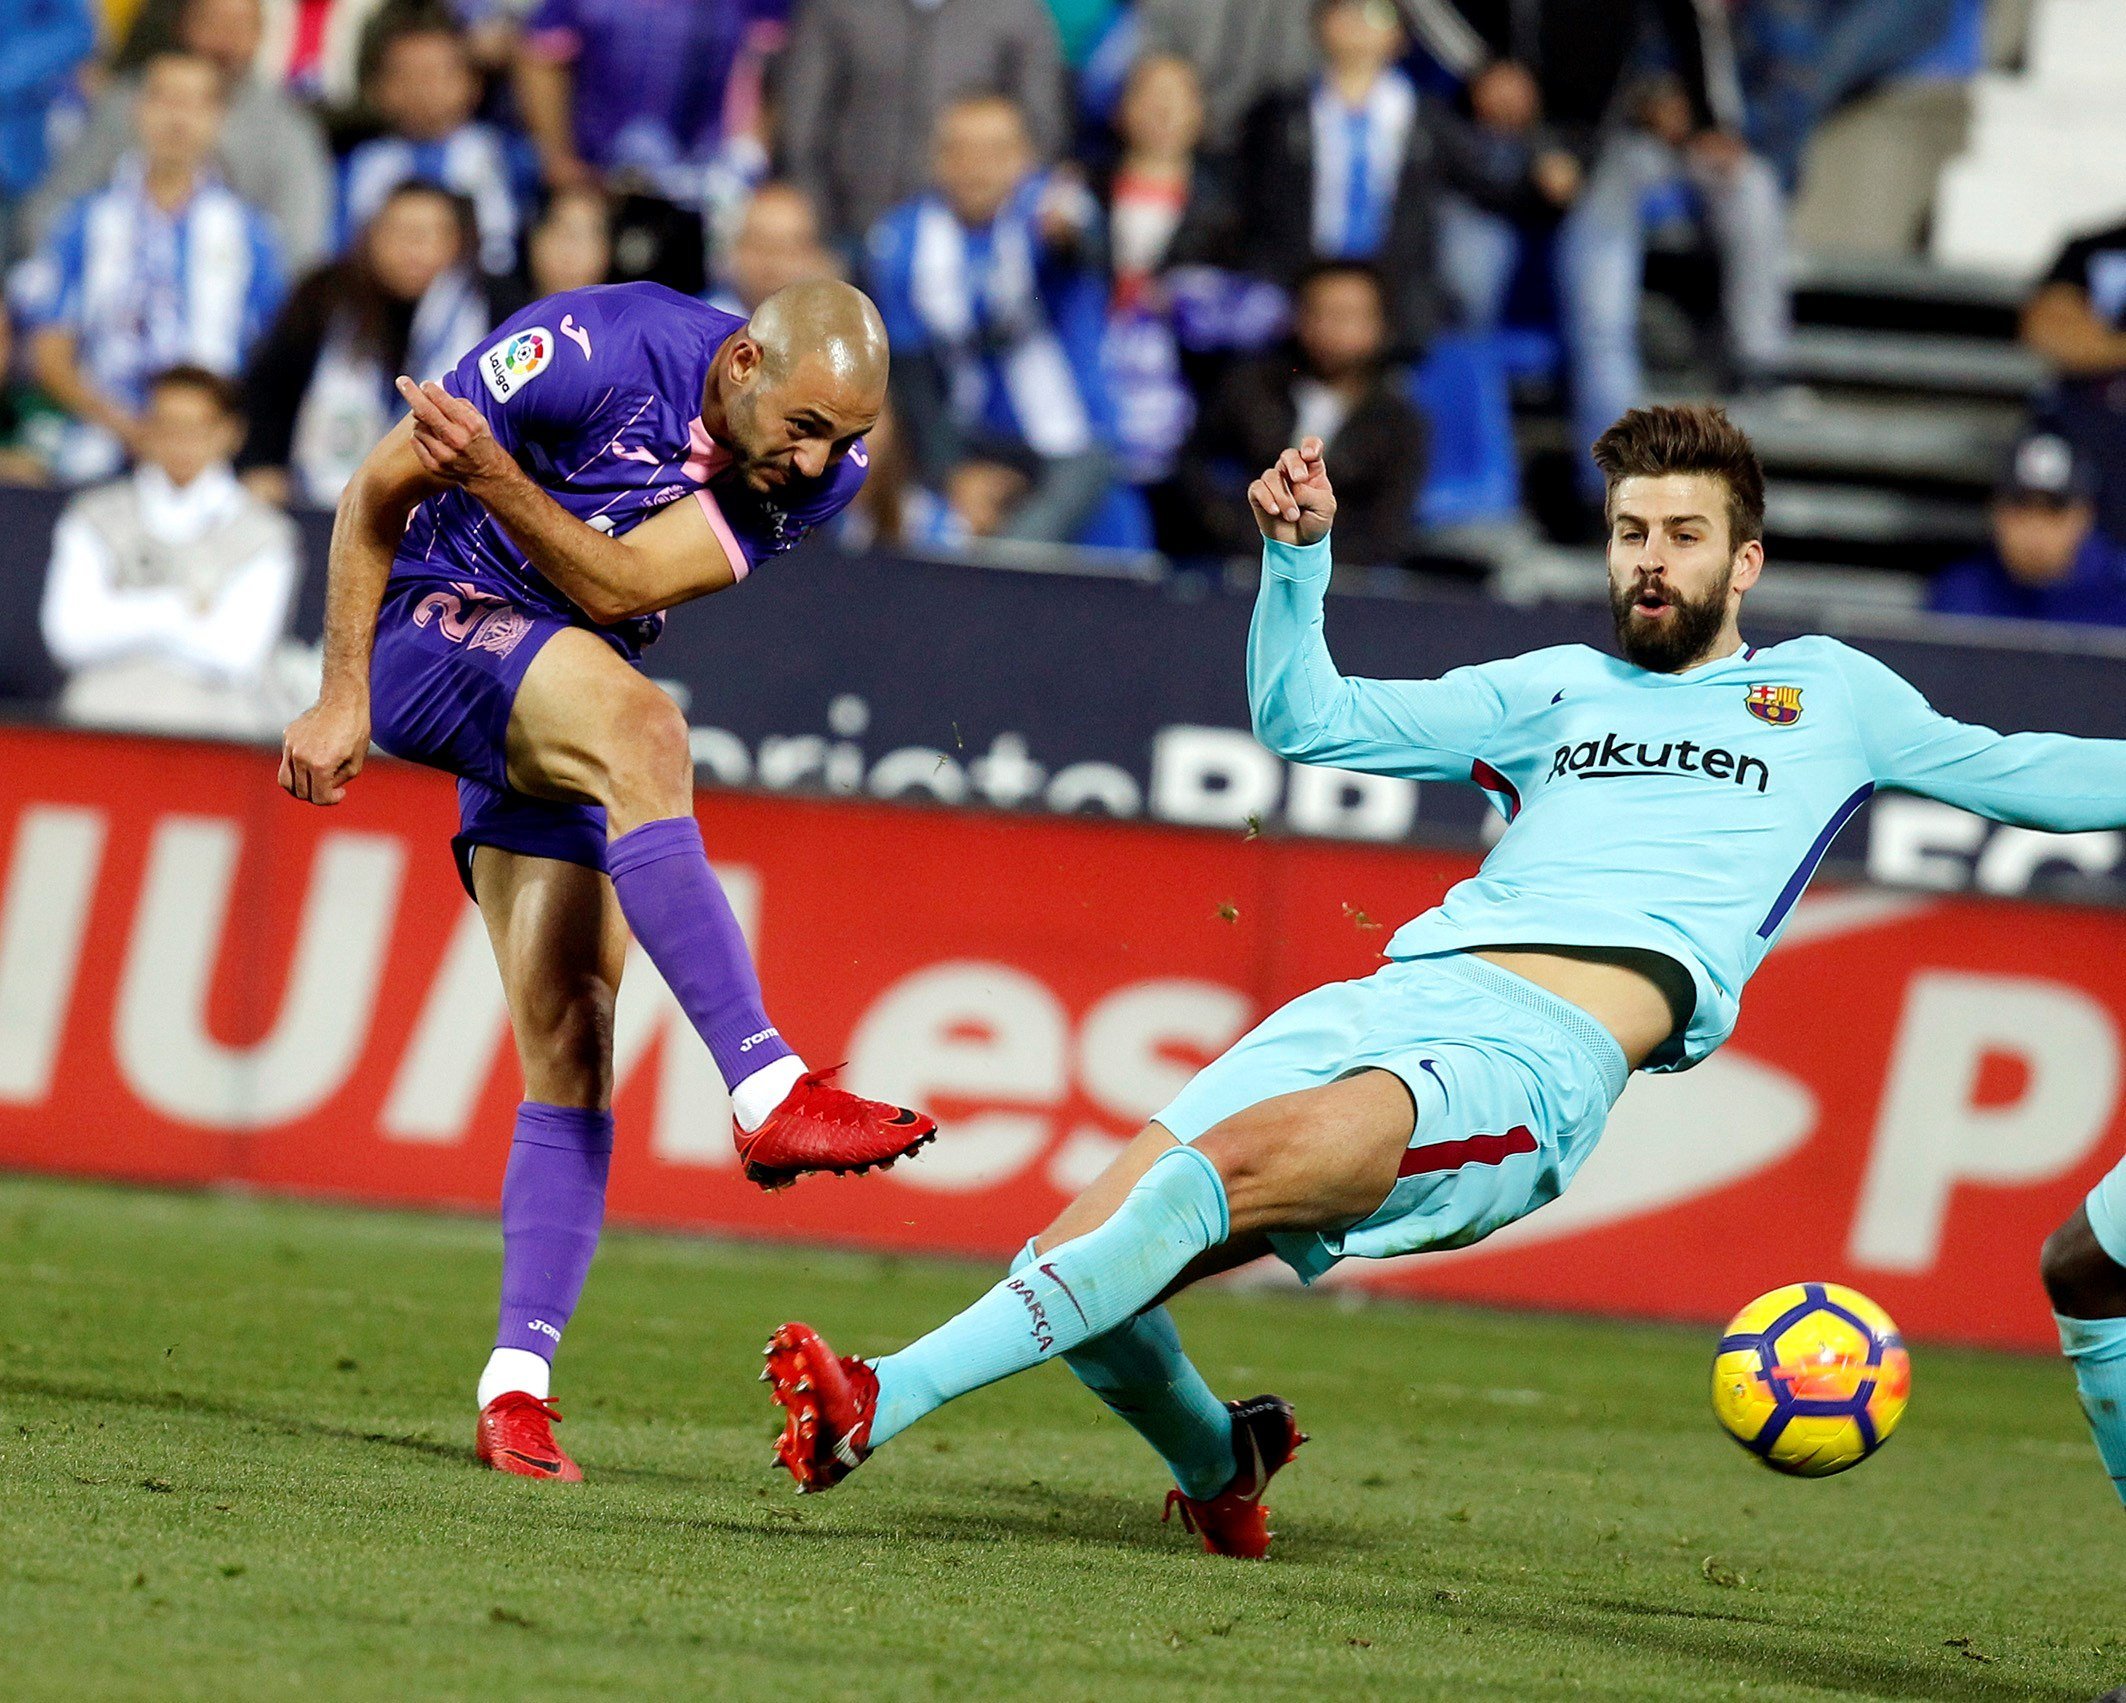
9, 155, 278, 481
905, 178, 1095, 459
290, 268, 491, 506
340, 126, 520, 275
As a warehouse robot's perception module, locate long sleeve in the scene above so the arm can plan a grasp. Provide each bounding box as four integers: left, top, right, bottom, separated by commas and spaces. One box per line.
161, 544, 297, 682
1003, 0, 1068, 165
40, 513, 192, 670
1247, 534, 1518, 778
1840, 642, 2126, 832
254, 96, 335, 275
0, 1, 94, 102
774, 0, 837, 217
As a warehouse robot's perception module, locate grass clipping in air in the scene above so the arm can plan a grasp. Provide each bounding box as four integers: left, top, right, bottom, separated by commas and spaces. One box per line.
0, 1175, 2116, 1700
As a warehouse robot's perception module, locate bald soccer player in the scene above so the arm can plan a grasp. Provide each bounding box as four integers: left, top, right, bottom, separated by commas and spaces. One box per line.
279, 280, 937, 1480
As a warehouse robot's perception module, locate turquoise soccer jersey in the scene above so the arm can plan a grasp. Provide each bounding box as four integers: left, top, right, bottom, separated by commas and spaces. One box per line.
1251, 535, 2126, 1071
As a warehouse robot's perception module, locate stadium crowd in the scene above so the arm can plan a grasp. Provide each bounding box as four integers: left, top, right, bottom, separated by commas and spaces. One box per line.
3, 0, 2125, 729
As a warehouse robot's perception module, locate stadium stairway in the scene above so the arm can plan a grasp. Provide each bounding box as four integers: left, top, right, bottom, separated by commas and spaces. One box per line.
1714, 252, 2042, 592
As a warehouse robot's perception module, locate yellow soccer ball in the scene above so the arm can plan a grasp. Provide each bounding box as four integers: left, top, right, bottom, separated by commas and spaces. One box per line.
1711, 1283, 1911, 1477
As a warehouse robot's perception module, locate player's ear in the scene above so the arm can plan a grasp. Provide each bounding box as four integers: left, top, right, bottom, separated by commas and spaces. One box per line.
1731, 537, 1764, 594
726, 335, 765, 389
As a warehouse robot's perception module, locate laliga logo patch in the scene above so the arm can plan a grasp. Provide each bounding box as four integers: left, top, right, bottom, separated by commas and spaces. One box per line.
481, 326, 553, 401
1745, 683, 1803, 727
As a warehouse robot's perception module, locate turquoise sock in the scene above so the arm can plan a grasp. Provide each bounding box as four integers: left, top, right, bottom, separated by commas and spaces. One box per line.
870, 1146, 1229, 1447
2057, 1313, 2126, 1507
1006, 1240, 1237, 1501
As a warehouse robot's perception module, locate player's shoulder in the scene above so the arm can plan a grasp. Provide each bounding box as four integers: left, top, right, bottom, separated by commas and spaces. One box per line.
1752, 632, 1885, 679
1497, 643, 1618, 687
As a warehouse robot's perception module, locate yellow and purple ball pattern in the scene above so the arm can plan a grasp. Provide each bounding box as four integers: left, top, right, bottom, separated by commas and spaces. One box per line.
1711, 1283, 1911, 1477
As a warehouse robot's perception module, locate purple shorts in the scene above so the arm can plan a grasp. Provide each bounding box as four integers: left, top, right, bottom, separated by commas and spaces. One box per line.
368, 578, 617, 897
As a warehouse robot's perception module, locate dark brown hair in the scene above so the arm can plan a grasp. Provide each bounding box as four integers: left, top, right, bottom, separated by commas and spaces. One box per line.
149, 363, 244, 421
1592, 403, 1766, 550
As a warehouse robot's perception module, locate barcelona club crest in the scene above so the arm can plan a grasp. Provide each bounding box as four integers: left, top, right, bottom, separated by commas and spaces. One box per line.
1745, 683, 1803, 726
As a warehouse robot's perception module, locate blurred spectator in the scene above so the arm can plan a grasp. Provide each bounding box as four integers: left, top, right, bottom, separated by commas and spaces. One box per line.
1176, 260, 1424, 565
341, 17, 517, 275
710, 180, 839, 317
1045, 0, 1121, 68
0, 0, 97, 263
1136, 0, 1317, 154
514, 0, 764, 193
1409, 0, 1792, 488
835, 399, 959, 551
2023, 214, 2126, 548
1104, 53, 1232, 311
779, 0, 1067, 247
258, 0, 395, 103
0, 309, 56, 483
1738, 0, 1962, 191
13, 52, 284, 485
1930, 432, 2126, 628
240, 180, 489, 508
28, 0, 335, 272
867, 94, 1116, 546
505, 183, 612, 308
1238, 0, 1557, 352
40, 363, 300, 735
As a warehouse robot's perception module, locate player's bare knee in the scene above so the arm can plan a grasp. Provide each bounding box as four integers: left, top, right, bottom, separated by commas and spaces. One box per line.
2042, 1210, 2126, 1316
600, 687, 694, 824
518, 972, 618, 1106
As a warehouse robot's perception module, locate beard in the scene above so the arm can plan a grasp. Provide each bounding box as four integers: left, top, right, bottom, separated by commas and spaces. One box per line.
1609, 564, 1734, 673
722, 388, 791, 491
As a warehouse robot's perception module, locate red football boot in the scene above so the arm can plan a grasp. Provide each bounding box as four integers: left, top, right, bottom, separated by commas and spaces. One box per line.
735, 1066, 937, 1188
761, 1321, 878, 1492
474, 1391, 583, 1481
1162, 1394, 1307, 1558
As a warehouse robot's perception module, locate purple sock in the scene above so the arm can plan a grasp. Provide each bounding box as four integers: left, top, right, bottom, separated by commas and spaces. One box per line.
495, 1102, 614, 1359
606, 816, 796, 1086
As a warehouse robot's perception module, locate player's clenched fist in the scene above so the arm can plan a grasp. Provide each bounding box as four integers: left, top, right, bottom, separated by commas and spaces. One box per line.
396, 376, 512, 490
1250, 437, 1337, 547
279, 695, 370, 805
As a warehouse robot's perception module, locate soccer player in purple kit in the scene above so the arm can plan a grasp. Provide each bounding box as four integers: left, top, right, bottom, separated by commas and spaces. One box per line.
278, 277, 937, 1480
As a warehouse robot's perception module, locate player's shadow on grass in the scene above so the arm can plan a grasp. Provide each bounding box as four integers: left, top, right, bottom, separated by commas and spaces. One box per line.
3, 1371, 735, 1486
1451, 1588, 2089, 1701
4, 1372, 486, 1469
622, 1477, 1383, 1560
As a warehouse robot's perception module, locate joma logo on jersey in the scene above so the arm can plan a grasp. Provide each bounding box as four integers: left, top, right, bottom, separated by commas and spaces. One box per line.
1746, 683, 1804, 726
1549, 734, 1770, 792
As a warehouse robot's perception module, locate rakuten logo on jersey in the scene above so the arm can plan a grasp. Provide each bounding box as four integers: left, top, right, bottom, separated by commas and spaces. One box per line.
1549, 734, 1770, 793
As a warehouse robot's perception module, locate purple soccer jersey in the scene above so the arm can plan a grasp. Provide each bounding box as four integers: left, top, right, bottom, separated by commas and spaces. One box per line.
368, 279, 869, 895
391, 281, 869, 657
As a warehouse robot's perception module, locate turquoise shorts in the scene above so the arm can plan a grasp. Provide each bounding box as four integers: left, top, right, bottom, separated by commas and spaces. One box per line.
1152, 952, 1630, 1282
2087, 1162, 2126, 1266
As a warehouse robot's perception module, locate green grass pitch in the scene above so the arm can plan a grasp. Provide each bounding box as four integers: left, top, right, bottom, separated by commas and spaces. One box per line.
1, 1174, 2118, 1701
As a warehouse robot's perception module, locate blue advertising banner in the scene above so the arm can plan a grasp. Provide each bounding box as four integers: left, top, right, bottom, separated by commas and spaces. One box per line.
3, 481, 2123, 901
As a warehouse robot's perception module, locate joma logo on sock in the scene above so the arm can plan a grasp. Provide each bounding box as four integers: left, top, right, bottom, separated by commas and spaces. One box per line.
1549, 734, 1770, 792
526, 1319, 562, 1343
1006, 1278, 1054, 1353
738, 1027, 781, 1052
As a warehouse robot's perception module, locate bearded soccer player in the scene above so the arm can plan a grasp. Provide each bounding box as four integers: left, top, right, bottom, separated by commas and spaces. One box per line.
278, 278, 936, 1480
762, 404, 2126, 1553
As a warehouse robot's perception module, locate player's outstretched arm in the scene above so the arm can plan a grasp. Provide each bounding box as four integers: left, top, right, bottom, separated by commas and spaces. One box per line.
1843, 643, 2126, 831
1245, 440, 1513, 780
280, 416, 443, 805
395, 378, 739, 623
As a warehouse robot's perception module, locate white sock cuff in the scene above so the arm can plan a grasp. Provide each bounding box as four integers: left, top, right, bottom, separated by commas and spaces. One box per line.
731, 1052, 809, 1132
478, 1346, 552, 1409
